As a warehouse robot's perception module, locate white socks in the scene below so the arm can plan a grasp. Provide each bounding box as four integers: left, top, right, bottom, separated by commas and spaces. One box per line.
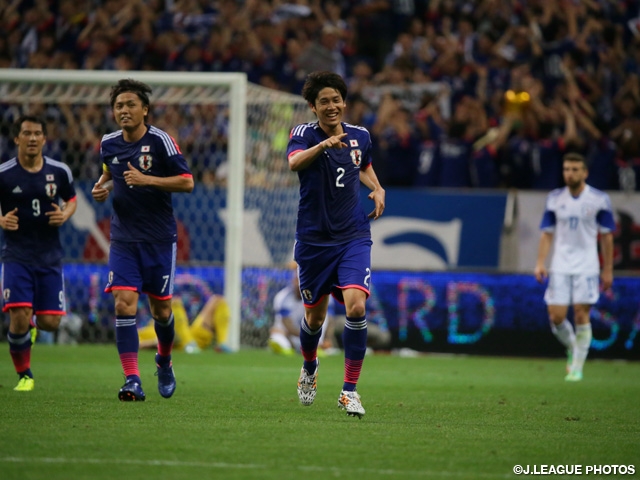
551, 320, 592, 374
551, 319, 576, 351
572, 323, 592, 373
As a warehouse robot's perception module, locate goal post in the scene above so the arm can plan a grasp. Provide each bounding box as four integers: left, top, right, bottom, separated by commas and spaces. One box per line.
0, 69, 311, 351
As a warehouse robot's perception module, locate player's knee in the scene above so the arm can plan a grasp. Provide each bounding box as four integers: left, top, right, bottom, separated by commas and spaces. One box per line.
547, 310, 565, 325
306, 315, 325, 330
37, 315, 62, 331
548, 316, 563, 327
9, 307, 31, 329
114, 298, 137, 316
346, 302, 366, 319
573, 305, 591, 325
152, 307, 173, 324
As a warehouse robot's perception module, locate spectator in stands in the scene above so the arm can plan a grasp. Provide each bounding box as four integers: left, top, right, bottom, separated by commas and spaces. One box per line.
3, 0, 640, 190
371, 93, 421, 187
297, 23, 347, 78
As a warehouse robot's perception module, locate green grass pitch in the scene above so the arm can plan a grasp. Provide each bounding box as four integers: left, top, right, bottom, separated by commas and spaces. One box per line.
1, 345, 638, 480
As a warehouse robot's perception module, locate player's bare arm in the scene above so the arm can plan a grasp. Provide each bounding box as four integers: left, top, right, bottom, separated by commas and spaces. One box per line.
45, 200, 77, 227
123, 162, 194, 192
359, 168, 386, 220
288, 133, 348, 171
92, 171, 113, 202
599, 232, 614, 290
0, 207, 19, 231
534, 232, 553, 282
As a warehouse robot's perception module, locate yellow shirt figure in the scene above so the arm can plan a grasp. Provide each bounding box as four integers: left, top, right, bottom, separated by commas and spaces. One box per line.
139, 295, 230, 353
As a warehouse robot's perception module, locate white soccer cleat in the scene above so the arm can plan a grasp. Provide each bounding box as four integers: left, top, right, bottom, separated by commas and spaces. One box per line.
297, 362, 318, 406
564, 369, 583, 382
566, 347, 574, 374
338, 390, 365, 418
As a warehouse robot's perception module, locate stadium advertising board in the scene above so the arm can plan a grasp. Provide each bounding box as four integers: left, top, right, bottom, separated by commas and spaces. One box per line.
363, 189, 507, 270
61, 265, 640, 360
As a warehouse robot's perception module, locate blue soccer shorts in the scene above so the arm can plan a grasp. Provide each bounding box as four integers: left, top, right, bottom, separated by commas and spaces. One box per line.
294, 237, 372, 307
106, 240, 176, 300
1, 262, 66, 315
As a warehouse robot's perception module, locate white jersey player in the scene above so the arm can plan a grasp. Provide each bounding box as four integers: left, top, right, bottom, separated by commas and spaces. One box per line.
269, 272, 330, 356
535, 153, 615, 382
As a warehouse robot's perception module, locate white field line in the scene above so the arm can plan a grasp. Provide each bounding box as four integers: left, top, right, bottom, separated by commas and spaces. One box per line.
0, 456, 512, 478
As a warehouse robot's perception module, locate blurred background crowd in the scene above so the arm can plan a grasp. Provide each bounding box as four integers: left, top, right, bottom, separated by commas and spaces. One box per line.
1, 0, 640, 191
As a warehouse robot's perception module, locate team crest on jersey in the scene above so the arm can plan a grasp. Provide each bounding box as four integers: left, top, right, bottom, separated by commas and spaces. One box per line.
350, 149, 362, 167
3, 288, 9, 301
139, 155, 153, 171
581, 203, 597, 217
45, 183, 57, 198
46, 174, 54, 181
302, 289, 313, 302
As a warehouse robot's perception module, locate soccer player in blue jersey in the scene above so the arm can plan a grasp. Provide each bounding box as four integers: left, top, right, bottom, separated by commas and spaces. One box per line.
287, 71, 386, 418
91, 79, 194, 401
534, 153, 615, 382
0, 114, 77, 392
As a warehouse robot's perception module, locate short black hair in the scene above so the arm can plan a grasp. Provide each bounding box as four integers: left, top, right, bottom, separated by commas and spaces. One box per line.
301, 71, 347, 106
12, 114, 47, 137
563, 152, 588, 168
110, 78, 152, 110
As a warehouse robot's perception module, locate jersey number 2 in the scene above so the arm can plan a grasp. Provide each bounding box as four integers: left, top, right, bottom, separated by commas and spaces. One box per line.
336, 168, 345, 188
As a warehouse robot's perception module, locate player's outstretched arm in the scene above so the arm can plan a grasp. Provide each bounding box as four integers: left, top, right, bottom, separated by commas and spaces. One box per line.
288, 133, 348, 171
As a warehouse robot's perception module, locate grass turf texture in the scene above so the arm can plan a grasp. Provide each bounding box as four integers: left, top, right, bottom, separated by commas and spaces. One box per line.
1, 346, 638, 480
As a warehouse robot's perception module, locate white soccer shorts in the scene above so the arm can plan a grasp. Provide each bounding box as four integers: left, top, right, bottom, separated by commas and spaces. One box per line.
544, 272, 601, 306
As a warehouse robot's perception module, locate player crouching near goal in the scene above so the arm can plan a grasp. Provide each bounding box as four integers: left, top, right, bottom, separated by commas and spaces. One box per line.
287, 71, 386, 418
1, 114, 77, 392
534, 153, 615, 382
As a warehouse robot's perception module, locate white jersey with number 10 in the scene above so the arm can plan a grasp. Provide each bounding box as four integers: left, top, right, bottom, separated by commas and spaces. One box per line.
540, 185, 616, 275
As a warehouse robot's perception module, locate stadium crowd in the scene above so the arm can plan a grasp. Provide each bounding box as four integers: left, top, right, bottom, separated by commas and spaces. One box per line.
1, 0, 640, 190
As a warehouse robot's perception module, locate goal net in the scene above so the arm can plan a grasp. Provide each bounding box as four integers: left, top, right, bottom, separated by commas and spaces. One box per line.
0, 69, 313, 350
